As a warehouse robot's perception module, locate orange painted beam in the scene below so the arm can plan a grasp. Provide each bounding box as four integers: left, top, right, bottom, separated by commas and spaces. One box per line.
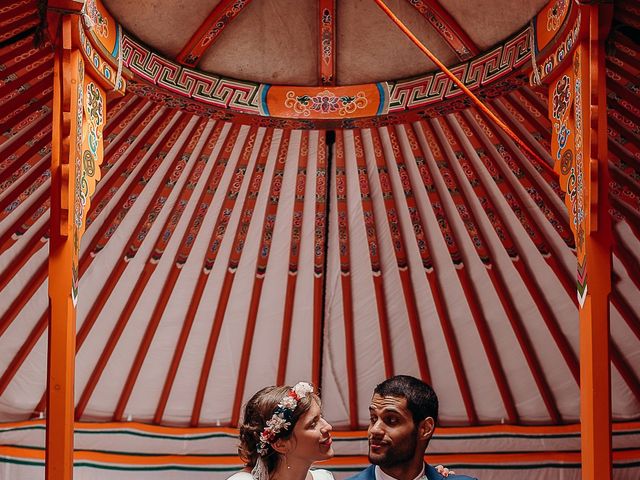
176, 0, 254, 68
403, 0, 479, 60
577, 4, 613, 480
311, 132, 328, 389
46, 14, 77, 480
319, 0, 336, 85
546, 4, 613, 480
46, 5, 113, 477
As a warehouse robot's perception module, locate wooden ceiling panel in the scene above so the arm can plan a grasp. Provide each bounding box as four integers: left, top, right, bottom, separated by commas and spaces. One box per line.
103, 0, 217, 58
442, 0, 549, 50
199, 0, 318, 85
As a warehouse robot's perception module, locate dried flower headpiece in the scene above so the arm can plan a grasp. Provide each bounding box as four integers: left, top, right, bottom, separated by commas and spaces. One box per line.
256, 382, 315, 456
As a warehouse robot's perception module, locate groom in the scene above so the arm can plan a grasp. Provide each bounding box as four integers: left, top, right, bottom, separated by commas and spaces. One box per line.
348, 375, 477, 480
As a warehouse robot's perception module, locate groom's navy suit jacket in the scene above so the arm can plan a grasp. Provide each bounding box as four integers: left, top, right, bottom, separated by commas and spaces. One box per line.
347, 464, 477, 480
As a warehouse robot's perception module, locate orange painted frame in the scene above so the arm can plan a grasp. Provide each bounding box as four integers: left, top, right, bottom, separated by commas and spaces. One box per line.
546, 3, 613, 480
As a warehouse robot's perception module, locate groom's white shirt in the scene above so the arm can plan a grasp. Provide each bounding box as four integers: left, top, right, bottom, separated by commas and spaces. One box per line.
374, 465, 426, 480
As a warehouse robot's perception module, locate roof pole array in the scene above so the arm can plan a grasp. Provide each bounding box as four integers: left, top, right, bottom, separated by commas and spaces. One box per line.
372, 0, 557, 178
374, 2, 616, 478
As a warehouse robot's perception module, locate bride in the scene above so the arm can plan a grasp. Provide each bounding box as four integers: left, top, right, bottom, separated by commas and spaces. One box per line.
228, 382, 335, 480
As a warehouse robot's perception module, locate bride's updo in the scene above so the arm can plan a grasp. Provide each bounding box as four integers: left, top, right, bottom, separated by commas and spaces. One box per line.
238, 383, 319, 473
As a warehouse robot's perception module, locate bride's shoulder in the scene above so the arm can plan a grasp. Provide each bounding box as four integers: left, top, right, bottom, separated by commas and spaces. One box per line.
226, 470, 254, 480
310, 469, 335, 480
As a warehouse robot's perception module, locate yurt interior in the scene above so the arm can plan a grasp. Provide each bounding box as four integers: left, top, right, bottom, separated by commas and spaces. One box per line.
0, 0, 639, 479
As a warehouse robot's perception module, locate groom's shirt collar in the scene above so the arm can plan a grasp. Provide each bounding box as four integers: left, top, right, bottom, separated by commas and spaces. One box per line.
374, 465, 426, 480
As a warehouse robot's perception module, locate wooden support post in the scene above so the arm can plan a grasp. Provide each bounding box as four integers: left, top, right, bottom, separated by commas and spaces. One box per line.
578, 4, 613, 480
47, 14, 82, 480
47, 1, 114, 476
547, 3, 613, 480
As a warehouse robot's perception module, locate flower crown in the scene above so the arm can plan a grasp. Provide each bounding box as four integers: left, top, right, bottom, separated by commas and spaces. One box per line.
257, 382, 315, 456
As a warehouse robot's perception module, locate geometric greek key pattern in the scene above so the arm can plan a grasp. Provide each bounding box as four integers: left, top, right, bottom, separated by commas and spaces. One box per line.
122, 35, 262, 114
121, 24, 535, 127
387, 27, 531, 111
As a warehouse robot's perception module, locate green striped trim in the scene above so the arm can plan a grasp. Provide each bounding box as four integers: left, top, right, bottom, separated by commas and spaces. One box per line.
1, 457, 638, 473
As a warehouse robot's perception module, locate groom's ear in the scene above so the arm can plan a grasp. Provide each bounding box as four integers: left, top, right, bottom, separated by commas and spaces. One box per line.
418, 416, 435, 442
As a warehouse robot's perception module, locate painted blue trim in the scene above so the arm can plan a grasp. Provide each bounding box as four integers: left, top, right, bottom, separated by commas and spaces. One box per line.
111, 25, 121, 58
261, 85, 271, 116
375, 83, 385, 116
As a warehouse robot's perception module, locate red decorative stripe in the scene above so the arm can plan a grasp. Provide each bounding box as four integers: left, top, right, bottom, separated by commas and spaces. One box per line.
425, 118, 520, 424
176, 0, 254, 68
0, 190, 48, 254
471, 107, 575, 249
396, 124, 478, 423
110, 118, 215, 422
403, 0, 479, 60
319, 0, 336, 85
0, 96, 51, 141
0, 311, 46, 396
610, 342, 640, 404
84, 112, 186, 261
312, 132, 328, 388
0, 222, 47, 300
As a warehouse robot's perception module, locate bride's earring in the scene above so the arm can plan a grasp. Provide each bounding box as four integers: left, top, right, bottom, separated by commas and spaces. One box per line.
285, 453, 291, 470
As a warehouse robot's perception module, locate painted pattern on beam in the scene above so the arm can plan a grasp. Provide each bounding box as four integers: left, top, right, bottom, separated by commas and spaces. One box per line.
549, 54, 588, 305
319, 0, 336, 85
121, 27, 532, 127
177, 0, 254, 68
404, 0, 480, 60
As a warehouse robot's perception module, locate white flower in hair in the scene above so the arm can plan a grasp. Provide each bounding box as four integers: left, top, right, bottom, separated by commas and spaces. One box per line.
292, 381, 314, 399
279, 395, 297, 409
256, 381, 314, 456
266, 414, 290, 432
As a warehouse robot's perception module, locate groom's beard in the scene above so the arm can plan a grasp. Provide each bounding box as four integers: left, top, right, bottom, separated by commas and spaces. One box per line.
368, 430, 418, 469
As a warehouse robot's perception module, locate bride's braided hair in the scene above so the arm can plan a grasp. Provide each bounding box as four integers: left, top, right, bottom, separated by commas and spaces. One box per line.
238, 385, 319, 473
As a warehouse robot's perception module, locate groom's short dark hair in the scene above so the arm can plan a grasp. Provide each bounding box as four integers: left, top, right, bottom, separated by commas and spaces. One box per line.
374, 375, 438, 425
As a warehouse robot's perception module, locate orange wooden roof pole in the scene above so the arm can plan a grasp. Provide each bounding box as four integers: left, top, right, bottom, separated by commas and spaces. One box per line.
372, 0, 557, 177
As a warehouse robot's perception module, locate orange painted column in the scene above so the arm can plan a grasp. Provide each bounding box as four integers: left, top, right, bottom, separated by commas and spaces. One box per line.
48, 13, 82, 480
47, 3, 112, 477
547, 4, 613, 480
577, 5, 613, 480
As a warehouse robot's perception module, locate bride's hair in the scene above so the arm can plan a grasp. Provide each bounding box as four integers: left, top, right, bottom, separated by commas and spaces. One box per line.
238, 384, 319, 472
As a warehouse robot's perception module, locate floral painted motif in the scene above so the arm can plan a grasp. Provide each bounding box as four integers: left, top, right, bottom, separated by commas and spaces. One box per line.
285, 90, 368, 117
546, 0, 568, 32
85, 0, 109, 38
552, 75, 571, 121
